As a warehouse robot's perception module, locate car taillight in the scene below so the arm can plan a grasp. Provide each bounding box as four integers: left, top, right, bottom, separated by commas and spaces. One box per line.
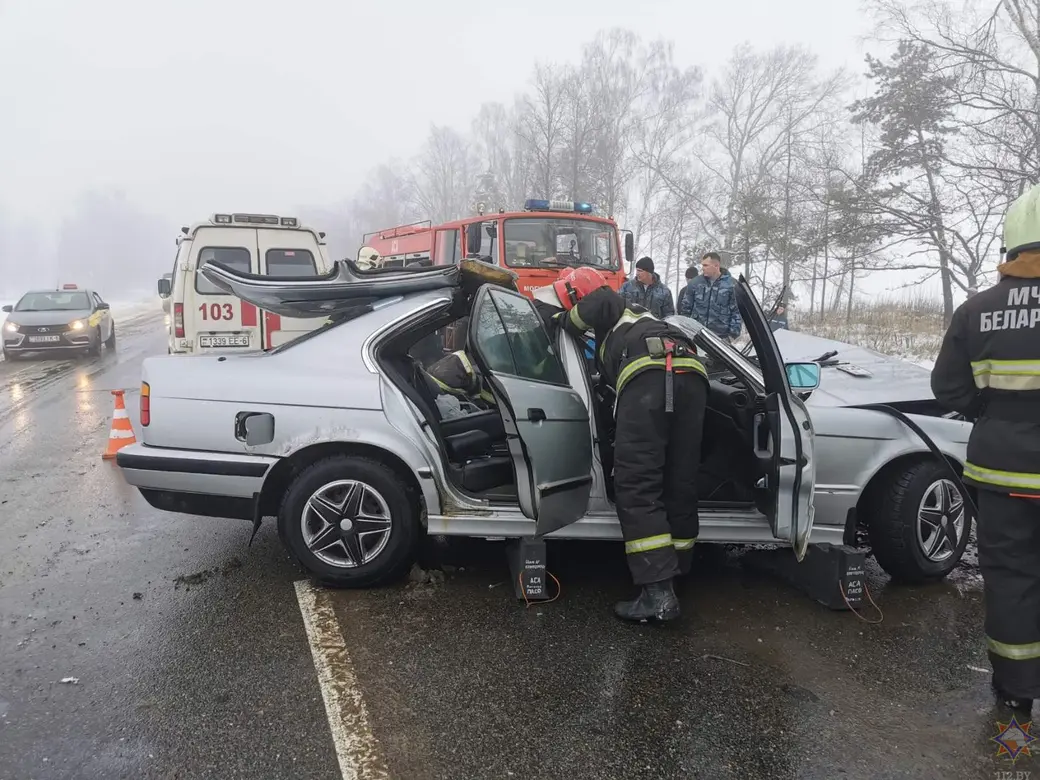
141, 382, 150, 426
173, 303, 184, 338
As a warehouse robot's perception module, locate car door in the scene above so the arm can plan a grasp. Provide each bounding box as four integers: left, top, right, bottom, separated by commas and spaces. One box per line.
467, 285, 594, 536
735, 276, 817, 560
91, 292, 112, 341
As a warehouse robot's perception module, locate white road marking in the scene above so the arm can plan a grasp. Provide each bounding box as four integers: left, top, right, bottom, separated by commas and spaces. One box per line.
294, 580, 390, 780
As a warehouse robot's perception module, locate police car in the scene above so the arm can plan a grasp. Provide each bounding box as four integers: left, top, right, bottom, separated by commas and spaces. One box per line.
1, 285, 116, 360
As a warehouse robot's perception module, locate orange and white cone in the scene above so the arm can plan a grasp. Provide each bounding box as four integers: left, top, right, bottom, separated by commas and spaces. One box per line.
102, 389, 137, 460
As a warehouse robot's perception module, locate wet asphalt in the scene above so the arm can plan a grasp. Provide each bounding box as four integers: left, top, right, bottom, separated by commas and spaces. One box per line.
0, 308, 1031, 780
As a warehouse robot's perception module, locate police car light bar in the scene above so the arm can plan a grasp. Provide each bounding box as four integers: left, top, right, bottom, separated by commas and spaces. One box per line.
524, 199, 595, 214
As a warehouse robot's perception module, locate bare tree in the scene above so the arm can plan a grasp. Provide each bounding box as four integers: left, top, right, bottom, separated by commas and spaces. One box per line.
517, 64, 568, 198
410, 126, 478, 223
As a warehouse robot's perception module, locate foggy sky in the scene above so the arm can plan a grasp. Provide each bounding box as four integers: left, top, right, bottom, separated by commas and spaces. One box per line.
0, 0, 876, 297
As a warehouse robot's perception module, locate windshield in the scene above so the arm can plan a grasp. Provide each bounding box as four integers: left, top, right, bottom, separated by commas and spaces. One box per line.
503, 218, 619, 270
15, 291, 90, 312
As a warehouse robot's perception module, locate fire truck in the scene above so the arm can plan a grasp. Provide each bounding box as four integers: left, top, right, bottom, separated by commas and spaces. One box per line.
359, 199, 634, 297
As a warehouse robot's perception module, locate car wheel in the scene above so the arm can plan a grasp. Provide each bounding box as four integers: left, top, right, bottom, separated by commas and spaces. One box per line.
2, 349, 18, 362
278, 456, 420, 587
868, 459, 973, 583
105, 324, 116, 349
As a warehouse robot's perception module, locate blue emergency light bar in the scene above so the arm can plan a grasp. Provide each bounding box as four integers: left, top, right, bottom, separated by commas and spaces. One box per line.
524, 199, 595, 214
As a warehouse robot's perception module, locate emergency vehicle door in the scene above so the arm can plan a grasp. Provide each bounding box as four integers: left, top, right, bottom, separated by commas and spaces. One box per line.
735, 277, 818, 561
468, 286, 594, 536
190, 228, 260, 351
256, 229, 324, 349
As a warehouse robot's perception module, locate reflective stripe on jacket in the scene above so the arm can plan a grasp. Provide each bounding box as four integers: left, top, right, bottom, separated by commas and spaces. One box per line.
931, 254, 1040, 495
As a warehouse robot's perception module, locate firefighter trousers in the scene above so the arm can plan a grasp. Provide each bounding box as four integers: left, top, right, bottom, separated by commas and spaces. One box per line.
978, 489, 1040, 698
613, 369, 707, 585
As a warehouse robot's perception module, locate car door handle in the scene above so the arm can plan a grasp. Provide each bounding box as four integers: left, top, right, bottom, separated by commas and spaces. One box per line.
528, 408, 546, 422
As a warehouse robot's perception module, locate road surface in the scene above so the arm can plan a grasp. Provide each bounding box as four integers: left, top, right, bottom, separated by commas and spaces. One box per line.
0, 306, 1029, 779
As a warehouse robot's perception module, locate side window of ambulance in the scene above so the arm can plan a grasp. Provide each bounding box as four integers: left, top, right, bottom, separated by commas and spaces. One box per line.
266, 249, 317, 277
195, 247, 251, 294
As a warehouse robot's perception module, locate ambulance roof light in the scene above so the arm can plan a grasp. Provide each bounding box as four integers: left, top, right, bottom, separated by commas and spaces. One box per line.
523, 199, 596, 214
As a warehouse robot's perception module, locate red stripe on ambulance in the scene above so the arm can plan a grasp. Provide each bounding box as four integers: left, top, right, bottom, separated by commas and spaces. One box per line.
241, 302, 258, 327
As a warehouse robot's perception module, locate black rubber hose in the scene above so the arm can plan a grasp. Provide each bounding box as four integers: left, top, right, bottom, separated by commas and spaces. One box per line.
850, 402, 978, 520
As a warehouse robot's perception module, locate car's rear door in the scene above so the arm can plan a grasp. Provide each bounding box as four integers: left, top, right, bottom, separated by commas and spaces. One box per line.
736, 276, 817, 560
467, 285, 593, 536
256, 229, 324, 349
190, 228, 260, 351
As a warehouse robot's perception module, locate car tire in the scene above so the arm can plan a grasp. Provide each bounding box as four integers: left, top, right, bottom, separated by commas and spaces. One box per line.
105, 324, 116, 349
868, 459, 973, 584
278, 455, 420, 588
87, 328, 102, 357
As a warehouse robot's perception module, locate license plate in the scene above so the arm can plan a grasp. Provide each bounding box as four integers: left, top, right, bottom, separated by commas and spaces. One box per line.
28, 335, 61, 344
198, 334, 250, 348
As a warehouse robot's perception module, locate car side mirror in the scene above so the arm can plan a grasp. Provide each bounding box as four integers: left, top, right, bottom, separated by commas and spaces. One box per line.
785, 361, 821, 391
1, 305, 11, 313
157, 278, 172, 297
96, 302, 110, 310
623, 230, 634, 266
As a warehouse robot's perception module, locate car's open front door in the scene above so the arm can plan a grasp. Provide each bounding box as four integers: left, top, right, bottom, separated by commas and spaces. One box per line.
735, 276, 817, 560
467, 286, 593, 536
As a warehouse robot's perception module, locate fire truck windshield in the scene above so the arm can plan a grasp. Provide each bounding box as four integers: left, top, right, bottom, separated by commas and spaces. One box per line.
502, 217, 619, 271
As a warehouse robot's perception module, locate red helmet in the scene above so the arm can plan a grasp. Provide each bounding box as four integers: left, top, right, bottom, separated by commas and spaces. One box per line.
552, 267, 606, 311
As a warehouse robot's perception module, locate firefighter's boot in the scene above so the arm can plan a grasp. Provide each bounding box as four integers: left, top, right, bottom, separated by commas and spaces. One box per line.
993, 676, 1034, 716
614, 579, 680, 623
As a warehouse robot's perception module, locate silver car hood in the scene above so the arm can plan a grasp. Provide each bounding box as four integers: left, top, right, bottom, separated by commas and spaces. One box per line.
771, 329, 935, 406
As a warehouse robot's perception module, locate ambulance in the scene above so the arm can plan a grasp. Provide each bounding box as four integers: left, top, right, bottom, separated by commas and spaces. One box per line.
157, 213, 332, 354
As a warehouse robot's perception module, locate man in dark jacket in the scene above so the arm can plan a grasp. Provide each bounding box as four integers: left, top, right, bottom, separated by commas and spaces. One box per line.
769, 304, 789, 332
931, 183, 1040, 715
675, 266, 698, 315
552, 267, 707, 623
679, 252, 741, 342
620, 257, 675, 319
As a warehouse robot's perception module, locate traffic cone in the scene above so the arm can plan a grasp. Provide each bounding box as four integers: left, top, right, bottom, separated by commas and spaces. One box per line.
102, 390, 137, 460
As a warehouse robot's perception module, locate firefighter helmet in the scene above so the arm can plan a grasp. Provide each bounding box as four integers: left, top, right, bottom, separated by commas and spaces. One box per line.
1003, 183, 1040, 260
552, 267, 606, 311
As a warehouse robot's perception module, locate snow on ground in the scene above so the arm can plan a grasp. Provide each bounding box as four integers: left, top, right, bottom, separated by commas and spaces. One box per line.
107, 296, 163, 323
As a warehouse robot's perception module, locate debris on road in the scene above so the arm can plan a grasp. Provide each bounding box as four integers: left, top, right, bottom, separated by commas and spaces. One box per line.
132, 592, 143, 600
408, 564, 446, 585
173, 558, 243, 590
58, 677, 79, 685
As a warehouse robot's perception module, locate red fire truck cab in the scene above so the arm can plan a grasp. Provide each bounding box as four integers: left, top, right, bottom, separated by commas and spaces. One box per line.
360, 199, 634, 296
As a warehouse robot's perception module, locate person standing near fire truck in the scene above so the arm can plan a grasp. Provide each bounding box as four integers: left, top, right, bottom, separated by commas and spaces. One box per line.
551, 267, 708, 623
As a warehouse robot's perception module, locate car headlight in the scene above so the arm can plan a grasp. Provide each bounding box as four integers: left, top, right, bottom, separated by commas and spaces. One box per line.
69, 320, 86, 331
3, 321, 17, 333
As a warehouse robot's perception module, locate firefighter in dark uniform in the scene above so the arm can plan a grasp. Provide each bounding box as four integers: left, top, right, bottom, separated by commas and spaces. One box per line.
551, 267, 709, 622
931, 183, 1040, 714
